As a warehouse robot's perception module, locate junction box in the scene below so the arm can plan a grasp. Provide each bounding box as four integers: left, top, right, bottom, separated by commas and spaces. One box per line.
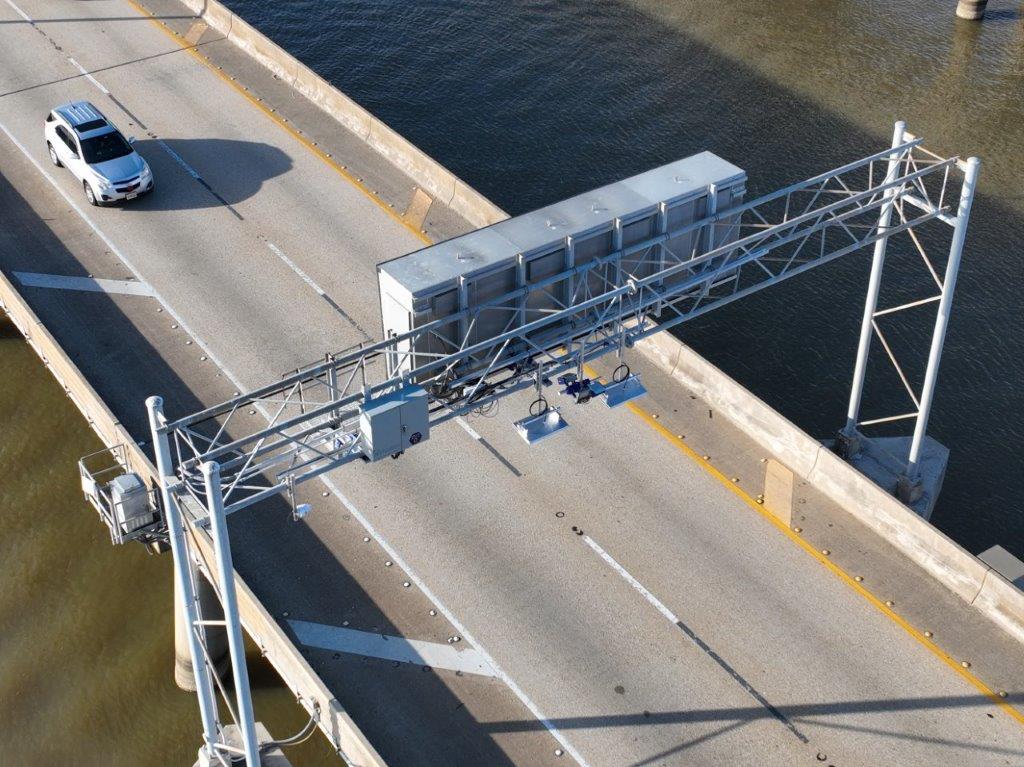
358, 386, 430, 461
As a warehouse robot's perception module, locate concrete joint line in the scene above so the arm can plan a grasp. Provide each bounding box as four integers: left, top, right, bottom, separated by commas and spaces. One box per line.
806, 444, 824, 481
969, 567, 994, 606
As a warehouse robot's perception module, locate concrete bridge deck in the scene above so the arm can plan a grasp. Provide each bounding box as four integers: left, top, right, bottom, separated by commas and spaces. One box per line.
1, 0, 1022, 765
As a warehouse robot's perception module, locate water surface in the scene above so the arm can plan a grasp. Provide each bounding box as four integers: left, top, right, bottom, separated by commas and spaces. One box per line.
224, 0, 1024, 558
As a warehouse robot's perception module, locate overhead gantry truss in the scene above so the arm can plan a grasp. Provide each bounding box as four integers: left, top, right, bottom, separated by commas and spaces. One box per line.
156, 124, 977, 517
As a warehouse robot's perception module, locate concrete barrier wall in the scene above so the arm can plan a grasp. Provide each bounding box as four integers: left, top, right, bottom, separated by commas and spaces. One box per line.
633, 330, 1024, 641
0, 272, 386, 767
182, 0, 1024, 647
178, 0, 508, 229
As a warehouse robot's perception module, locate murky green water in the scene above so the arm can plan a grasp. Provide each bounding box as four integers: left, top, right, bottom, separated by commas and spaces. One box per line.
0, 322, 335, 766
225, 0, 1024, 558
3, 1, 1024, 765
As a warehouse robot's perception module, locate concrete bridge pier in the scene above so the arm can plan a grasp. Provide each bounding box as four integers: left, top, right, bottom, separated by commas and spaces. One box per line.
956, 0, 988, 19
174, 564, 229, 691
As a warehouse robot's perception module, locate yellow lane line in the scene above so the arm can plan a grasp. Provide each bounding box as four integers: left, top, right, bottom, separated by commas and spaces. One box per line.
123, 0, 432, 246
621, 394, 1024, 727
128, 0, 1022, 729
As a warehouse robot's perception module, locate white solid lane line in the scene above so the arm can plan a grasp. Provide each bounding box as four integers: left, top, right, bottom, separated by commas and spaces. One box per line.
3, 0, 32, 23
15, 271, 154, 297
582, 534, 810, 745
0, 114, 589, 765
0, 118, 240, 388
289, 619, 496, 677
67, 56, 110, 95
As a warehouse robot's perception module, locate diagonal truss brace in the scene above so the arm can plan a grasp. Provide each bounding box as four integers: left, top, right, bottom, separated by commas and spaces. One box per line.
155, 123, 977, 516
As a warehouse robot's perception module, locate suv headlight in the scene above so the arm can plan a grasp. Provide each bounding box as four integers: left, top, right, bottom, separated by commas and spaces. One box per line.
140, 164, 152, 179
94, 176, 114, 190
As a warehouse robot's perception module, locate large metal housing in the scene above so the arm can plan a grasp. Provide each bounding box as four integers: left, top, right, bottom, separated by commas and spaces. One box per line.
377, 152, 746, 377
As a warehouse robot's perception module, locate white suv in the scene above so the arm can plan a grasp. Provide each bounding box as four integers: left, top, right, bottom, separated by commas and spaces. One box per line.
44, 101, 153, 206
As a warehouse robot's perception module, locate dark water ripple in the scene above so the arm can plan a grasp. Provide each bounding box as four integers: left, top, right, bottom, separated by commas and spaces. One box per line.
222, 0, 1024, 558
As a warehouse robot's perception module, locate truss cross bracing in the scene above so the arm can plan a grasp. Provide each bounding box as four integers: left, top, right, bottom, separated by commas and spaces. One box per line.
155, 122, 978, 517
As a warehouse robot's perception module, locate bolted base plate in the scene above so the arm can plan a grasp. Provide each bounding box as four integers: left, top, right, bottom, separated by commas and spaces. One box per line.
823, 434, 949, 521
193, 722, 293, 767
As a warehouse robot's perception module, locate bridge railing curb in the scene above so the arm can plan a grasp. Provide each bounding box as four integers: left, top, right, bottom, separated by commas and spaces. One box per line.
0, 270, 387, 767
635, 329, 1024, 646
186, 0, 1024, 643
178, 0, 508, 230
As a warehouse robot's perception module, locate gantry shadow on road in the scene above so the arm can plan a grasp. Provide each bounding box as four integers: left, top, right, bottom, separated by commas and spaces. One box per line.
0, 165, 529, 767
282, 0, 1024, 559
484, 693, 1024, 762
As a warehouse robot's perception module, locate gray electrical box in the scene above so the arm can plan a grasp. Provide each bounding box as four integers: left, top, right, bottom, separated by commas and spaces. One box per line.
377, 151, 746, 378
107, 472, 155, 534
359, 386, 430, 461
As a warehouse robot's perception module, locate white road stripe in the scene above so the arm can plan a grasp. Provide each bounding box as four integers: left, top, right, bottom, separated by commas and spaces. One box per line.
67, 57, 110, 95
3, 0, 32, 23
0, 115, 589, 766
15, 271, 154, 297
290, 619, 496, 677
156, 138, 202, 180
317, 474, 587, 764
455, 415, 482, 440
0, 119, 242, 392
265, 240, 327, 297
583, 535, 681, 624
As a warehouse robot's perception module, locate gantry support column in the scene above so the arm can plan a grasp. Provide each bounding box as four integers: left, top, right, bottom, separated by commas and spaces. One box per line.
838, 121, 906, 457
898, 156, 981, 502
174, 566, 227, 691
147, 396, 220, 764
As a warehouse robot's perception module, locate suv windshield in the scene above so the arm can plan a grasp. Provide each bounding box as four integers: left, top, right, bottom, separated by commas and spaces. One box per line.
80, 131, 132, 165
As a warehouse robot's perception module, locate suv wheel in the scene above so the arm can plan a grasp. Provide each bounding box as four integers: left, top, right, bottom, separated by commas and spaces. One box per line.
84, 181, 99, 206
47, 142, 62, 168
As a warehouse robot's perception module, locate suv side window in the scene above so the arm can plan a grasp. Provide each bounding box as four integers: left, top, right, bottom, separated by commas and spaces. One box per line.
55, 125, 78, 156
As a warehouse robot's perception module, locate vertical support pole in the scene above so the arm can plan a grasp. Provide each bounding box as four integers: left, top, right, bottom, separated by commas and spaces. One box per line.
842, 121, 907, 442
956, 0, 988, 20
202, 461, 260, 767
904, 156, 981, 480
326, 352, 339, 422
174, 569, 227, 691
146, 396, 220, 761
516, 253, 527, 331
704, 183, 718, 254
563, 235, 575, 310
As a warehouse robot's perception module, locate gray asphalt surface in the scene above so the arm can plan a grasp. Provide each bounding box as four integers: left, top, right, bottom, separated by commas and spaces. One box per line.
1, 1, 1021, 765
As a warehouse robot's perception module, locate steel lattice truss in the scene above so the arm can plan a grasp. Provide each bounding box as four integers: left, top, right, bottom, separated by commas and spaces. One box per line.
162, 132, 969, 516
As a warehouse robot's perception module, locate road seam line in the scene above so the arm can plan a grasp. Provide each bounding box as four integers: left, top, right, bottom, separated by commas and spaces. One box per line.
615, 391, 1024, 727
582, 534, 809, 744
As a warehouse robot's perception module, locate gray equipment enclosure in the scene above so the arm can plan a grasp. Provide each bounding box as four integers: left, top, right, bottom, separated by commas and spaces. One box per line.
378, 152, 746, 380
